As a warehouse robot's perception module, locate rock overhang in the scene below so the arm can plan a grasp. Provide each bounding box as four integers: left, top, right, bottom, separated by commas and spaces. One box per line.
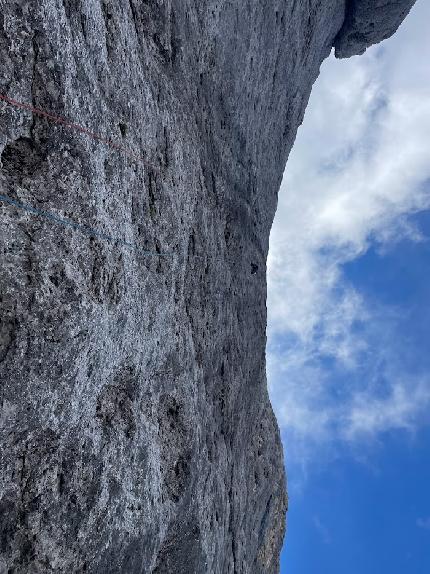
334, 0, 416, 58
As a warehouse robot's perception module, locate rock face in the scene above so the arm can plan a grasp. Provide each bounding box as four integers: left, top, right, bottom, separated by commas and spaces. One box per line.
0, 1, 416, 573
334, 0, 417, 57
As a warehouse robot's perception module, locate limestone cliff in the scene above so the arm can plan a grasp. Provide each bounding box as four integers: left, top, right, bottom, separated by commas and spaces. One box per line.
0, 1, 416, 573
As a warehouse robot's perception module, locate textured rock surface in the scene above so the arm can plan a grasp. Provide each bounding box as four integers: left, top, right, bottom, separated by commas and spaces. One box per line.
0, 1, 416, 573
335, 0, 417, 57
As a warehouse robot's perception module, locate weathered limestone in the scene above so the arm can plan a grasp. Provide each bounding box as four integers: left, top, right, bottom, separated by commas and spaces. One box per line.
335, 0, 417, 57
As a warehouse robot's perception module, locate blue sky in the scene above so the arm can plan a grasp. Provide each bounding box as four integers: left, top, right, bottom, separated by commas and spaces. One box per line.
267, 2, 430, 572
280, 426, 430, 573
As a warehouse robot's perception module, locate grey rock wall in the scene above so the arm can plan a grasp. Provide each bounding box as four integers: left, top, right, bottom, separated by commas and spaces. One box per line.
0, 1, 416, 573
335, 0, 417, 57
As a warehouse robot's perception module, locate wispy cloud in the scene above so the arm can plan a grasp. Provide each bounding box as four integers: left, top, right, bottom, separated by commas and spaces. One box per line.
417, 517, 430, 530
344, 381, 430, 440
313, 516, 332, 545
267, 2, 430, 471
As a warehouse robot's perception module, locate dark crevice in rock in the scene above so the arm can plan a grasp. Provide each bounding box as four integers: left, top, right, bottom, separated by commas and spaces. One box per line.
1, 137, 46, 180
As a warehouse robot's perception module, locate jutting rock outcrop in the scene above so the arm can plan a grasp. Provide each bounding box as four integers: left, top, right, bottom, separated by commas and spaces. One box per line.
0, 1, 416, 572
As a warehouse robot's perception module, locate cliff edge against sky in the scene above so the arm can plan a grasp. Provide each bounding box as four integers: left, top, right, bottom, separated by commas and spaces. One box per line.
0, 1, 416, 572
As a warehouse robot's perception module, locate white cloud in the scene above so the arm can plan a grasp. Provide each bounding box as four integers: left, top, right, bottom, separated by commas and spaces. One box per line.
344, 381, 430, 440
268, 1, 430, 467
